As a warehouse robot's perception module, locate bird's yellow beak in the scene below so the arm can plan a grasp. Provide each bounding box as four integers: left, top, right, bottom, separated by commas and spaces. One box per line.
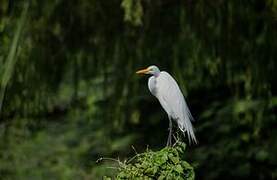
136, 68, 149, 74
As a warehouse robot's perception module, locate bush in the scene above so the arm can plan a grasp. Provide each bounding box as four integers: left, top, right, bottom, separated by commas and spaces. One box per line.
105, 142, 195, 180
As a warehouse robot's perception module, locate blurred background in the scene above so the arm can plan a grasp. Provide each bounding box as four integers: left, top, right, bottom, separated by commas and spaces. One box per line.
0, 0, 276, 179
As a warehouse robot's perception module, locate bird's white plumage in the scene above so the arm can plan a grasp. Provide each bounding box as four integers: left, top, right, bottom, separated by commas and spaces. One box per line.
148, 71, 197, 144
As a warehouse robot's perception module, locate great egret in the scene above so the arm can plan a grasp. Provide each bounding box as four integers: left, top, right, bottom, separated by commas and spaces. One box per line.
136, 65, 197, 146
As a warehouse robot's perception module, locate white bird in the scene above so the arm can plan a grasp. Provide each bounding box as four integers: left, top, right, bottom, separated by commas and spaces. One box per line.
136, 65, 197, 146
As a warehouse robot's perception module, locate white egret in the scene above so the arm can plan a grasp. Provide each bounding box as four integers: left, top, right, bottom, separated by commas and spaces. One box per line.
136, 65, 197, 146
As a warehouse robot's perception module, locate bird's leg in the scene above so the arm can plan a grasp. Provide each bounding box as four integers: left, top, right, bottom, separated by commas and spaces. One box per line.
166, 117, 173, 147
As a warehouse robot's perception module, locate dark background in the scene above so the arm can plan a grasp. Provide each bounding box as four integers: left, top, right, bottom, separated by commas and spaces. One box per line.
0, 0, 276, 179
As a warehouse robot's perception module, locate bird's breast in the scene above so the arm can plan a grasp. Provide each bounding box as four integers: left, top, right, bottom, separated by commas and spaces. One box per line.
148, 76, 157, 96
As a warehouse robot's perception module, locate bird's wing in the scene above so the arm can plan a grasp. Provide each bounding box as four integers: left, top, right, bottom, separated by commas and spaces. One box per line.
156, 71, 197, 144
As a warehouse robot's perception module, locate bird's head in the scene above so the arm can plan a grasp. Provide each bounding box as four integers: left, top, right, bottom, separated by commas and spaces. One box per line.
136, 65, 160, 76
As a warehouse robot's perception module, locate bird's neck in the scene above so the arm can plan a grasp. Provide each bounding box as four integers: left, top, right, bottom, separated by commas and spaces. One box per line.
153, 71, 160, 77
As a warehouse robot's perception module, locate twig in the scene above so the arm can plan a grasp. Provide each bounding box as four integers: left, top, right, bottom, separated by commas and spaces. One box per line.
96, 157, 121, 164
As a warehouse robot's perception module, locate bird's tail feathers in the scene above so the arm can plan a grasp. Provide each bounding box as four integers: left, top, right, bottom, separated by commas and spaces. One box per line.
178, 116, 197, 145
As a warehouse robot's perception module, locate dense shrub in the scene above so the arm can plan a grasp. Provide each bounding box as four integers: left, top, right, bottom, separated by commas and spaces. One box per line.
104, 142, 194, 180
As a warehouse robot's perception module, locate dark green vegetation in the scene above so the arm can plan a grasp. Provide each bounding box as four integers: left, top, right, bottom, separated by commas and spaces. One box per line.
108, 142, 194, 179
0, 0, 276, 179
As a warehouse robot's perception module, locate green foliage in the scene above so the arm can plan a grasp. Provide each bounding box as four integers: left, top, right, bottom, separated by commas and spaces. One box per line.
266, 0, 277, 14
0, 2, 29, 113
121, 0, 143, 26
0, 0, 276, 179
113, 142, 194, 180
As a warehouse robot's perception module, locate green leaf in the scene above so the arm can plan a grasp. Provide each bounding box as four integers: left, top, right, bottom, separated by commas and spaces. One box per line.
170, 156, 179, 164
175, 164, 183, 174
